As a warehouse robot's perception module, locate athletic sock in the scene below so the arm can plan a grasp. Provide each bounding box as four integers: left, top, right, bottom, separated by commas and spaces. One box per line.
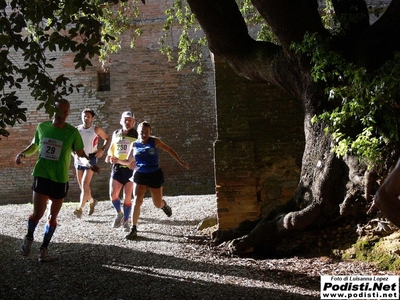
112, 198, 121, 213
27, 215, 39, 239
123, 203, 132, 221
41, 221, 57, 249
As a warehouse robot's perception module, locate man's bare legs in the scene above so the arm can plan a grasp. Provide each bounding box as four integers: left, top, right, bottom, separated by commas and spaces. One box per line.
110, 178, 133, 229
22, 192, 63, 260
74, 168, 95, 217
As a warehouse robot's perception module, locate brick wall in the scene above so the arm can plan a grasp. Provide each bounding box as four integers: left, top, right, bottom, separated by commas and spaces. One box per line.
0, 2, 217, 204
214, 58, 305, 230
1, 1, 306, 233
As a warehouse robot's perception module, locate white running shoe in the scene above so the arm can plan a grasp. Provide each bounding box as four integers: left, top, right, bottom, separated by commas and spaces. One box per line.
112, 212, 124, 228
88, 199, 98, 216
123, 221, 130, 232
21, 236, 33, 256
73, 208, 83, 219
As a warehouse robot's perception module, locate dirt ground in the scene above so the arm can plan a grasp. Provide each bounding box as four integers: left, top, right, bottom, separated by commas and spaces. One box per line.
0, 195, 398, 300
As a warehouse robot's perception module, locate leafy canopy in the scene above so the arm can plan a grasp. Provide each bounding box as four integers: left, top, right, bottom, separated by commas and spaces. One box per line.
1, 0, 104, 137
0, 0, 144, 137
0, 0, 267, 137
159, 0, 206, 74
290, 1, 400, 167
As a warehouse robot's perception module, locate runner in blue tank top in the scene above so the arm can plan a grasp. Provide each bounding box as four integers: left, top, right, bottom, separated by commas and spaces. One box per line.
116, 121, 189, 239
134, 137, 160, 173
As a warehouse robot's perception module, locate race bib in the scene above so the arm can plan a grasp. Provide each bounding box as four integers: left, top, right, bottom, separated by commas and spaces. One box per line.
115, 139, 131, 156
41, 137, 63, 161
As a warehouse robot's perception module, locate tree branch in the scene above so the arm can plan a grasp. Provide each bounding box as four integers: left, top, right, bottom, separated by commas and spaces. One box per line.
188, 0, 310, 92
186, 0, 253, 56
352, 0, 400, 70
187, 0, 285, 84
252, 0, 329, 48
331, 0, 370, 37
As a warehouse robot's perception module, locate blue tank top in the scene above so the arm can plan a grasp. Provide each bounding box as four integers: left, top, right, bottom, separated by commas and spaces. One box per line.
134, 137, 159, 173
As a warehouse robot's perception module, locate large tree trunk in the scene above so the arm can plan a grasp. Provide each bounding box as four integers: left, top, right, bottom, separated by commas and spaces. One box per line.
187, 0, 400, 255
213, 113, 353, 254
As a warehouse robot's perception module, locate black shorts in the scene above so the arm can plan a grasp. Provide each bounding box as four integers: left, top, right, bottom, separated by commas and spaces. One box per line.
133, 168, 165, 188
111, 164, 134, 185
32, 176, 69, 199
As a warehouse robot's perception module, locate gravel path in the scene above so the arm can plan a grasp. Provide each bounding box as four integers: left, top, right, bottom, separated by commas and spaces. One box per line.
0, 195, 397, 300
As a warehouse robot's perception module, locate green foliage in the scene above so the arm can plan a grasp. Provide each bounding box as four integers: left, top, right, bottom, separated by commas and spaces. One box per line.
0, 0, 276, 137
292, 33, 400, 166
0, 0, 147, 137
159, 0, 206, 74
321, 0, 368, 35
320, 0, 341, 34
237, 0, 278, 44
159, 0, 277, 74
97, 0, 142, 70
0, 0, 112, 137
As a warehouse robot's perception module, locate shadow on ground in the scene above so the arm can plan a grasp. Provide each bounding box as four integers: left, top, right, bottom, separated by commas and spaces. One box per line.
0, 235, 319, 300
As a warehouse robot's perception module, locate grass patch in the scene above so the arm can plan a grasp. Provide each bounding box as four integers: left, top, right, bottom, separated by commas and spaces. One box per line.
343, 235, 400, 271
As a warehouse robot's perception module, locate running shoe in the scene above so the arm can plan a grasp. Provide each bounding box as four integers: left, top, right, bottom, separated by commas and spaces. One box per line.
73, 208, 83, 219
112, 212, 124, 228
123, 221, 130, 232
125, 225, 137, 240
21, 236, 33, 256
39, 247, 51, 262
88, 199, 98, 216
162, 201, 172, 217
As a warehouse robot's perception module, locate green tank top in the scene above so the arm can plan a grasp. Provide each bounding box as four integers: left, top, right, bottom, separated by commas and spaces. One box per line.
32, 121, 84, 183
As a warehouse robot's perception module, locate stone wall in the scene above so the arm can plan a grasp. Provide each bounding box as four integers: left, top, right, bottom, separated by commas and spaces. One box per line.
214, 58, 305, 230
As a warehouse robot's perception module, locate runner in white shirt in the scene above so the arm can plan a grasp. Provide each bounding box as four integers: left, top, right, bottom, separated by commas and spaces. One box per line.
73, 108, 111, 218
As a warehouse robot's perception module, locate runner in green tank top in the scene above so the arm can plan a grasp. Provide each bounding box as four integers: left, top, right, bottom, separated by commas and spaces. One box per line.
15, 100, 99, 262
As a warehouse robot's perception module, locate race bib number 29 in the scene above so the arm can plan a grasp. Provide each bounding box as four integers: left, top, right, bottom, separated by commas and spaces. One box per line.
41, 137, 63, 161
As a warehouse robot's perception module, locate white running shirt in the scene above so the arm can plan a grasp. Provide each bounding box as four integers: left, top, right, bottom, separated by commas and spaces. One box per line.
75, 124, 98, 166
